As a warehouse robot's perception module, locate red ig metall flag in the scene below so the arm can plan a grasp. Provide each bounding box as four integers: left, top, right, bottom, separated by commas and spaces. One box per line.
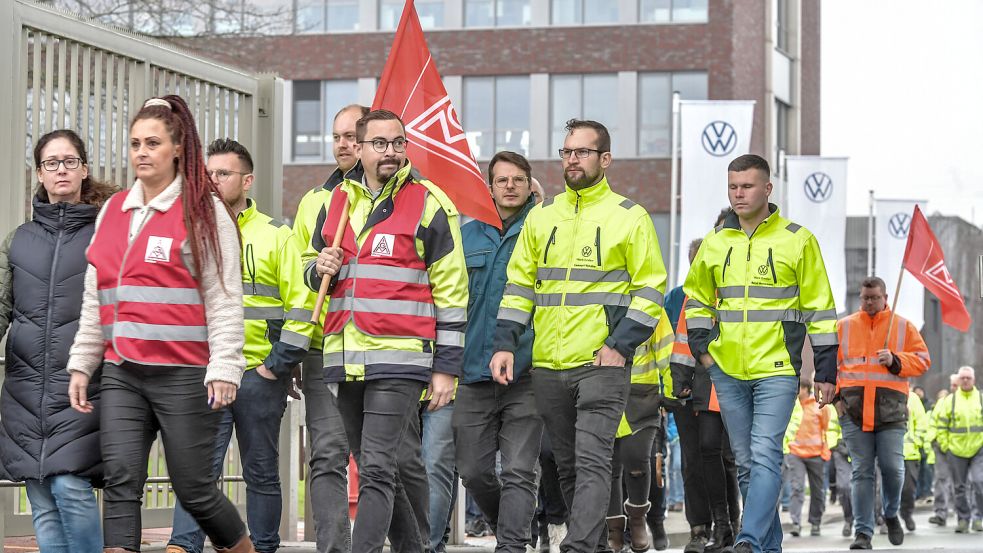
902, 206, 972, 331
373, 0, 500, 228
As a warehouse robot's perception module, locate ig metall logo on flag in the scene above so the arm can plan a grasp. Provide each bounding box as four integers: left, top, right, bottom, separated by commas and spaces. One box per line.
803, 172, 833, 203
701, 121, 738, 157
888, 212, 912, 239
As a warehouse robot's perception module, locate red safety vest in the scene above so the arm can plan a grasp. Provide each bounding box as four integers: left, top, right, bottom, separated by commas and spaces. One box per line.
87, 191, 209, 367
321, 183, 436, 340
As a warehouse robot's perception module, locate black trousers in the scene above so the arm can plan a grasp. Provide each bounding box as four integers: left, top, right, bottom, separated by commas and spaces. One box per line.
671, 406, 733, 527
610, 426, 659, 516
900, 459, 920, 519
100, 363, 246, 551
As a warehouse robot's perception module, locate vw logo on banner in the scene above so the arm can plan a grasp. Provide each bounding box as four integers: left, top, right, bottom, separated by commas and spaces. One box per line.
701, 121, 738, 157
803, 172, 833, 203
888, 212, 911, 239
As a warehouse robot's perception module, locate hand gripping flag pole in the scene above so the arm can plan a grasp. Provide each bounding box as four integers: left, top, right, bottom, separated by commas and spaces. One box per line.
311, 201, 349, 324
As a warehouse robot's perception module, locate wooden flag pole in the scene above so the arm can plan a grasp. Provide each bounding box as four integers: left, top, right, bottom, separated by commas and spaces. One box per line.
883, 260, 906, 349
311, 198, 350, 324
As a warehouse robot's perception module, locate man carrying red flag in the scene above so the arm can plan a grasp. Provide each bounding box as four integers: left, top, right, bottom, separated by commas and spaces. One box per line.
835, 276, 931, 549
372, 0, 499, 228
902, 206, 972, 332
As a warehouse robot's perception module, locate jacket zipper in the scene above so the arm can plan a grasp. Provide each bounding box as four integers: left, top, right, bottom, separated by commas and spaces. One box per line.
743, 242, 751, 379
767, 247, 777, 284
246, 243, 257, 294
595, 226, 602, 266
721, 247, 733, 282
39, 205, 66, 479
542, 226, 557, 265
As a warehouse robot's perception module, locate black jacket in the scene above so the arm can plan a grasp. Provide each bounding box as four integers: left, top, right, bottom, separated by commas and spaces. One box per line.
0, 196, 102, 483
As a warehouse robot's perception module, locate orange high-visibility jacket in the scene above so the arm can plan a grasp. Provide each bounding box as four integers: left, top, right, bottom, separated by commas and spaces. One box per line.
836, 308, 931, 432
786, 396, 831, 460
672, 299, 720, 412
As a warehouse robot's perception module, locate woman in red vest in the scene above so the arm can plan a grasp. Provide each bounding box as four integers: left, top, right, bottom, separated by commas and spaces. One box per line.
66, 95, 254, 553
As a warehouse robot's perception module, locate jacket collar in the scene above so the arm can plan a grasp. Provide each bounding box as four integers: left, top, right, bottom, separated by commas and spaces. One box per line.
562, 176, 611, 207
31, 194, 99, 232
237, 198, 258, 226
857, 306, 892, 324
122, 175, 183, 213
321, 167, 345, 192
719, 203, 781, 235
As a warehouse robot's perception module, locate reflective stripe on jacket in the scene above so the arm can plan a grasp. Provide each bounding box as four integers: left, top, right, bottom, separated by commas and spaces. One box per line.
303, 161, 468, 382
784, 396, 831, 460
617, 316, 676, 439
88, 191, 208, 367
239, 200, 313, 377
836, 308, 930, 431
683, 205, 838, 383
494, 177, 667, 369
934, 387, 983, 458
904, 391, 930, 461
671, 295, 720, 412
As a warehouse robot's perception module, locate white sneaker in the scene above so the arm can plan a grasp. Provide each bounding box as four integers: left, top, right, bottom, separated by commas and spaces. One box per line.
548, 523, 568, 553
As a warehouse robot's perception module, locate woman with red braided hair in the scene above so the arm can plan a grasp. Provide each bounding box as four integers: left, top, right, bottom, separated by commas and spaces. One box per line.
66, 95, 254, 552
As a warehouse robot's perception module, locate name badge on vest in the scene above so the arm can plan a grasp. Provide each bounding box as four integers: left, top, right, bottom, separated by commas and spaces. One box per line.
145, 236, 173, 263
371, 234, 395, 257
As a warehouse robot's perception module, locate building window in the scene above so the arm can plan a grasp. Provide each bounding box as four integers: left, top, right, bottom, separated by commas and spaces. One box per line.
775, 99, 790, 163
463, 76, 531, 160
380, 0, 444, 30
550, 74, 618, 152
639, 0, 708, 23
551, 0, 618, 25
465, 0, 532, 27
776, 0, 790, 52
638, 71, 708, 157
291, 80, 359, 162
296, 0, 359, 33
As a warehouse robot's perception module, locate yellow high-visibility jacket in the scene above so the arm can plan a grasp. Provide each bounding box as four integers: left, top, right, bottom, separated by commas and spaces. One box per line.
934, 387, 983, 459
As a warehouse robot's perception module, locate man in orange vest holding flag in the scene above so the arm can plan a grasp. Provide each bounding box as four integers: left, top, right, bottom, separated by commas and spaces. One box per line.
835, 276, 930, 549
782, 380, 831, 538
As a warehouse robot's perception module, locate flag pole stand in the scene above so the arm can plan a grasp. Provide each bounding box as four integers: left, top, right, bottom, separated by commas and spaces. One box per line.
883, 261, 905, 349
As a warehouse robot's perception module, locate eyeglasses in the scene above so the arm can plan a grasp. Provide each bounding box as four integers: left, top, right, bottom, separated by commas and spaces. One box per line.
492, 175, 530, 188
359, 138, 407, 153
207, 169, 250, 183
40, 157, 83, 171
558, 148, 604, 160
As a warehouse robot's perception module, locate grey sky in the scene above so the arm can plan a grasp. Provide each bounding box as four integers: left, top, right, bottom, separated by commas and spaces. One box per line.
821, 0, 983, 223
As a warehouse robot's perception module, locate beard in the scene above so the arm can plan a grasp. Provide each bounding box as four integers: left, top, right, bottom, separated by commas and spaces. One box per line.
564, 167, 601, 190
376, 158, 401, 183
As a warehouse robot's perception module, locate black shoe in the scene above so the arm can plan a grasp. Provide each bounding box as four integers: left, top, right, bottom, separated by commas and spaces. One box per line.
721, 542, 752, 553
648, 520, 668, 551
884, 516, 904, 545
903, 514, 916, 531
810, 523, 821, 536
849, 534, 873, 550
683, 525, 709, 553
928, 515, 947, 527
704, 521, 734, 553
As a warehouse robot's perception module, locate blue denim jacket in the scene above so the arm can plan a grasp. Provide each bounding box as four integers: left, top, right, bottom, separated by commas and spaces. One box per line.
461, 199, 535, 384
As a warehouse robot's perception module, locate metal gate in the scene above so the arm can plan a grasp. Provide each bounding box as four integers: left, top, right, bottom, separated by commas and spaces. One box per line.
0, 0, 288, 540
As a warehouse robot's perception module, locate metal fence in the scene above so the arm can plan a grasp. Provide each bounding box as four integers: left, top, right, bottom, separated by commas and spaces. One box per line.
0, 0, 291, 541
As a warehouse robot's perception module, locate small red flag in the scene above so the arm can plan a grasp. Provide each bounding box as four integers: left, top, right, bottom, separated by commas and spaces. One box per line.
902, 206, 972, 331
373, 0, 500, 228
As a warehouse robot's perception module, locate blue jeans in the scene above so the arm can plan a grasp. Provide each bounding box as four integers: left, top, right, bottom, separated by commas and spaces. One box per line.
838, 415, 905, 537
169, 369, 289, 553
667, 438, 684, 505
709, 366, 797, 553
423, 402, 457, 551
25, 474, 103, 553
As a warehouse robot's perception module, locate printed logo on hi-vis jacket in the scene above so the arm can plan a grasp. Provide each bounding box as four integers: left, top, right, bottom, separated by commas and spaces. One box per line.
371, 234, 395, 257
145, 236, 173, 263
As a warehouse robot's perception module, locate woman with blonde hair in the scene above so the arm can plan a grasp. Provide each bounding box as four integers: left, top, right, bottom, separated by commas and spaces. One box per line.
67, 95, 254, 552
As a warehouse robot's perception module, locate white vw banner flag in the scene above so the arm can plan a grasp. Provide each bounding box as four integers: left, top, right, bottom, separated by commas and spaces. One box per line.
786, 157, 848, 313
677, 100, 755, 285
875, 199, 928, 328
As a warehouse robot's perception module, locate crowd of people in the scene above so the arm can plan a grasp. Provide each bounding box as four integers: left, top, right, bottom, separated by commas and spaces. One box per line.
0, 94, 978, 553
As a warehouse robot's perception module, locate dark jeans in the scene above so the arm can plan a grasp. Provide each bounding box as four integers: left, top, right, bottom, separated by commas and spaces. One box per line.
609, 425, 659, 515
337, 378, 426, 553
453, 376, 544, 553
100, 364, 245, 551
537, 431, 568, 525
302, 355, 351, 553
646, 426, 668, 526
900, 459, 920, 519
169, 368, 289, 553
947, 452, 983, 522
786, 455, 826, 526
532, 365, 630, 553
671, 406, 732, 527
390, 405, 429, 553
831, 449, 853, 522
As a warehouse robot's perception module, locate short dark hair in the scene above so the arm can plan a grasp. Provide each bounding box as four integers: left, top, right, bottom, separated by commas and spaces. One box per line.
564, 119, 611, 153
861, 276, 887, 294
688, 238, 703, 264
356, 109, 405, 142
207, 138, 254, 173
714, 207, 732, 227
487, 151, 532, 184
335, 104, 370, 122
727, 154, 770, 176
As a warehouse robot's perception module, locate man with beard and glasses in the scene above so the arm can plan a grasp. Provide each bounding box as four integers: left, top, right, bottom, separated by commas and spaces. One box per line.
492, 119, 667, 553
305, 109, 468, 553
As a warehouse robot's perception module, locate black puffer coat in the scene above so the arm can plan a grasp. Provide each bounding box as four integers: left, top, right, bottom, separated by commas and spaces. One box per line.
0, 195, 102, 483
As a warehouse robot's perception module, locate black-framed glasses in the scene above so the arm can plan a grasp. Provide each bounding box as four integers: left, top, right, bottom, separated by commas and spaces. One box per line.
558, 148, 604, 160
492, 175, 530, 188
40, 157, 83, 171
207, 169, 250, 183
360, 138, 408, 153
